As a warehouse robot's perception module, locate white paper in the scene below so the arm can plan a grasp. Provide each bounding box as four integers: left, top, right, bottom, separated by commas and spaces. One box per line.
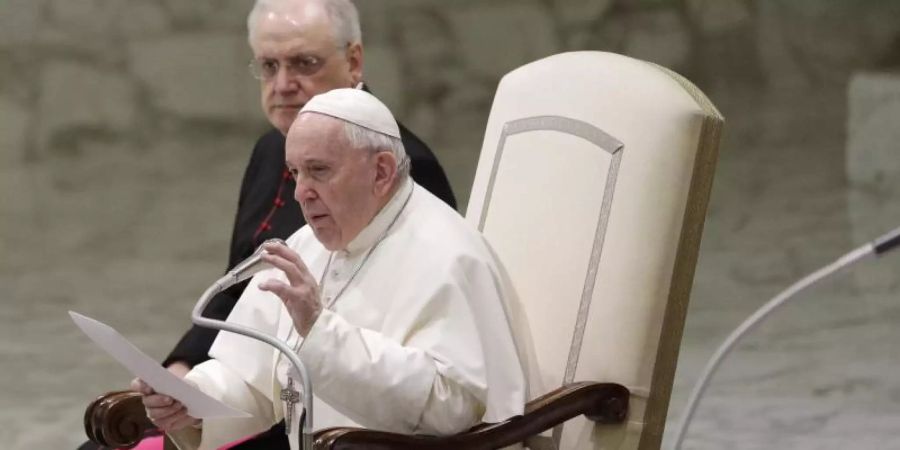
70, 311, 250, 419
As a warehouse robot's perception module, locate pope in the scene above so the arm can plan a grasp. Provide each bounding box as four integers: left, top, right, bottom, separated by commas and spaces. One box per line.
134, 88, 527, 450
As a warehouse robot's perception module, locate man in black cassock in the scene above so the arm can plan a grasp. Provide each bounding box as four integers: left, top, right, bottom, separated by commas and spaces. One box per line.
79, 0, 454, 449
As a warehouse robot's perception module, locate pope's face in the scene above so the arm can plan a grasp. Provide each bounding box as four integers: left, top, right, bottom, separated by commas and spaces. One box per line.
285, 114, 382, 251
250, 3, 362, 135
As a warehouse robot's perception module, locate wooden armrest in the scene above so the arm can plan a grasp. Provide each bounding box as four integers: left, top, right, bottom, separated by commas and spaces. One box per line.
84, 382, 628, 450
84, 390, 156, 448
313, 381, 629, 450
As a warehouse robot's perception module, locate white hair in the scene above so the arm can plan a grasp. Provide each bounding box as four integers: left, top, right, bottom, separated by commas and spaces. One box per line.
247, 0, 362, 47
342, 121, 410, 179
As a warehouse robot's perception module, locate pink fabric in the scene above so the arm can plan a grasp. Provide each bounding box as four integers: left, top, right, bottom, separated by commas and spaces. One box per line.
121, 435, 163, 450
117, 433, 257, 450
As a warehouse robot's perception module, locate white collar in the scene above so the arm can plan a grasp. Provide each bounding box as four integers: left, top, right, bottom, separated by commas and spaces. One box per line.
342, 178, 413, 256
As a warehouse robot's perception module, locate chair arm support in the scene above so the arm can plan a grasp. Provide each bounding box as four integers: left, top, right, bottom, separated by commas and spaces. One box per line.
84, 390, 155, 448
84, 382, 629, 449
313, 381, 629, 450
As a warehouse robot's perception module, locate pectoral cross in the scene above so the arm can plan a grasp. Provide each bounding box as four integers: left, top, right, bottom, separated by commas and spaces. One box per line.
280, 377, 301, 434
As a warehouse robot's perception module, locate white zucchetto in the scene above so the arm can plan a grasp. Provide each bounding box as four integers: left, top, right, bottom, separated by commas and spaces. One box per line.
299, 88, 401, 139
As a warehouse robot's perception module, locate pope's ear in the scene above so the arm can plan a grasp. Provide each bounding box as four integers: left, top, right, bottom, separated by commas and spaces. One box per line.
372, 151, 398, 196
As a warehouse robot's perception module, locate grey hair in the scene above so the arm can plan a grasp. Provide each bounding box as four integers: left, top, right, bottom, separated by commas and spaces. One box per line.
247, 0, 362, 47
342, 121, 410, 179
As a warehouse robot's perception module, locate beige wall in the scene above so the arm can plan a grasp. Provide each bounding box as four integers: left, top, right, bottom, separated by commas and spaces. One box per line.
2, 1, 900, 449
2, 0, 899, 263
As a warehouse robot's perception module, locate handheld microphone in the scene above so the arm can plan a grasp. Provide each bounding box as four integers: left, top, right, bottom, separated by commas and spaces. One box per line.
215, 238, 286, 291
671, 225, 900, 449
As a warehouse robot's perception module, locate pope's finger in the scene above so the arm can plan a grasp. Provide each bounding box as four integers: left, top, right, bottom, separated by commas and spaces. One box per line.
261, 241, 290, 257
147, 401, 184, 422
261, 252, 305, 286
143, 393, 176, 408
131, 378, 154, 395
258, 278, 291, 299
261, 242, 296, 267
263, 243, 314, 281
263, 242, 310, 274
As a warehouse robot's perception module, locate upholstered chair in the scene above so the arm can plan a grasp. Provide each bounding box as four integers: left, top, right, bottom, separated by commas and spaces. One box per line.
84, 51, 723, 450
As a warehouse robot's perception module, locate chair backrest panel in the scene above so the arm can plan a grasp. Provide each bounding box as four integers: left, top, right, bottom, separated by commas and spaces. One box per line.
479, 119, 623, 402
466, 52, 723, 449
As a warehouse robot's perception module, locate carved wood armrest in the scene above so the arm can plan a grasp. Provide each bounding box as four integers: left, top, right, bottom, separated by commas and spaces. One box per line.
85, 390, 156, 449
85, 382, 628, 450
312, 381, 629, 450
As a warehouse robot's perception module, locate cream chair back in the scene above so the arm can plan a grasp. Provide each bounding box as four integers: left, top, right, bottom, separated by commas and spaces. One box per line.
466, 51, 723, 450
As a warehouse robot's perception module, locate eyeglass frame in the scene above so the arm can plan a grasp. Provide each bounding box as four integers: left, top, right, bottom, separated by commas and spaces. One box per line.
248, 42, 352, 81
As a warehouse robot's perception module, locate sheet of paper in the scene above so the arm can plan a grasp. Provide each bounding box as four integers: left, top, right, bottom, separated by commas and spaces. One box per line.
70, 311, 250, 419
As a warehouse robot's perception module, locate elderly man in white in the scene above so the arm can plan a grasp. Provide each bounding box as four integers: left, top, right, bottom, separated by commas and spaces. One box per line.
134, 88, 527, 450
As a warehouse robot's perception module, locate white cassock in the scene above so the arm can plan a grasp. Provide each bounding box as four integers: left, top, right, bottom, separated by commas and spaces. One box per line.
173, 179, 527, 450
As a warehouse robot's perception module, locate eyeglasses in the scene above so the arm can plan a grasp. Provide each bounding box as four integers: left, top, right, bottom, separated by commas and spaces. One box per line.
248, 44, 348, 81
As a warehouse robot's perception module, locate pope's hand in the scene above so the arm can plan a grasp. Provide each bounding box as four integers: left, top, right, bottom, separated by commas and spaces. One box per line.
258, 241, 322, 337
131, 378, 200, 432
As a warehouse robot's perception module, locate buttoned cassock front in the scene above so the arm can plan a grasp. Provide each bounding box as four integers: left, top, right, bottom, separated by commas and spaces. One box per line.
173, 180, 527, 450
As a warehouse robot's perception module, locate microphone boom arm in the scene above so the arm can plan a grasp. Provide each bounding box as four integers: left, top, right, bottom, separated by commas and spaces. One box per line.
190, 244, 314, 450
671, 225, 900, 449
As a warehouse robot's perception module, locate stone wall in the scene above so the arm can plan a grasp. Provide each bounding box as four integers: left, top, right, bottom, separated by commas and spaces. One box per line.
3, 1, 900, 449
